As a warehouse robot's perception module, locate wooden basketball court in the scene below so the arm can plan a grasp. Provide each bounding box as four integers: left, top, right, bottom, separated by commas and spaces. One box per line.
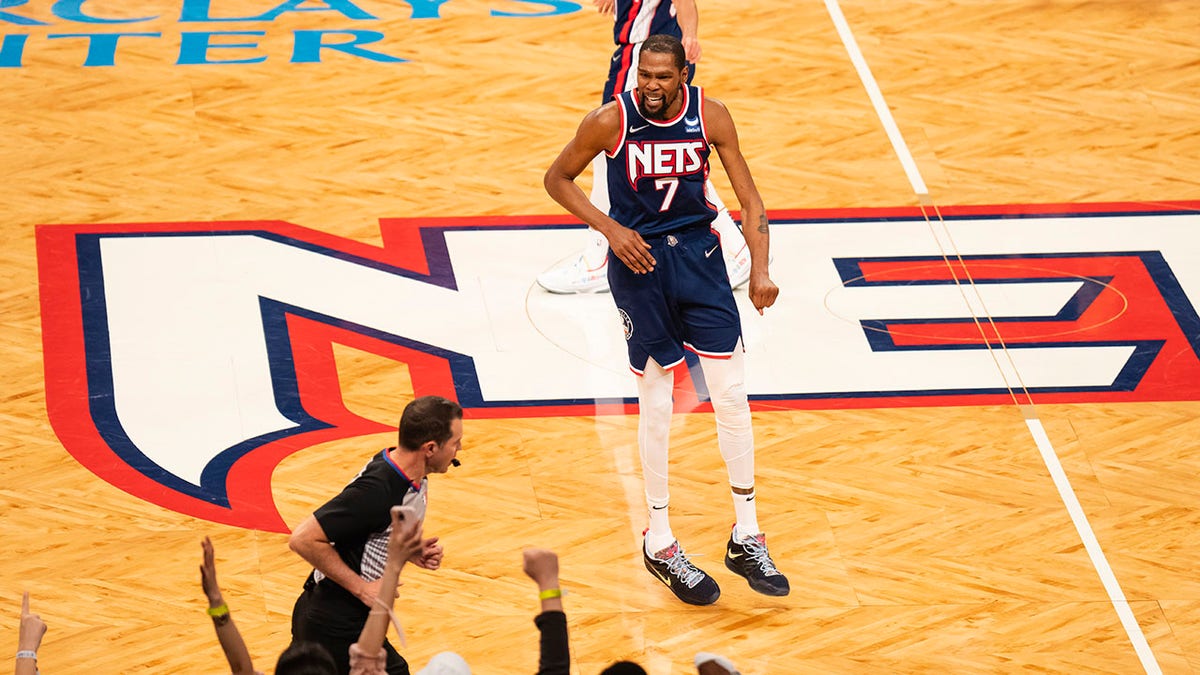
3, 1, 1199, 672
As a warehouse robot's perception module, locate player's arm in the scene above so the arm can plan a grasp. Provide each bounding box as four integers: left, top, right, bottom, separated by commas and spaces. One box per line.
544, 104, 657, 274
704, 97, 778, 313
674, 0, 701, 63
289, 515, 379, 606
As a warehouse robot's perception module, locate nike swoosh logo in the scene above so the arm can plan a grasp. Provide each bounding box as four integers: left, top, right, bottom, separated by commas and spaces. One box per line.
629, 124, 650, 133
704, 244, 720, 258
728, 551, 744, 560
648, 565, 672, 587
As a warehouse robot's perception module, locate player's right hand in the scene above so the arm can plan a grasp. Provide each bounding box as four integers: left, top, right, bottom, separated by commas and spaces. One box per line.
605, 227, 656, 274
593, 0, 615, 15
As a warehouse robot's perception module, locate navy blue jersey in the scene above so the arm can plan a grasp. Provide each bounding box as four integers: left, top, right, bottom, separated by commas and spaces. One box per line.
603, 0, 695, 103
605, 84, 717, 238
612, 0, 681, 47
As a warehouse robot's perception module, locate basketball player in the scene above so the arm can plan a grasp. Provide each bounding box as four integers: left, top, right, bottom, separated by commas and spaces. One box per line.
543, 35, 789, 604
536, 0, 753, 294
288, 396, 463, 674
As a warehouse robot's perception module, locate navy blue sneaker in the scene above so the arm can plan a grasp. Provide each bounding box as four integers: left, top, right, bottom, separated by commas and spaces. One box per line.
724, 531, 789, 596
644, 539, 721, 605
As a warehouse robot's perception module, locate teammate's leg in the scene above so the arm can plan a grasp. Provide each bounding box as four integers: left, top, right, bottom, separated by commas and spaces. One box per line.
535, 155, 611, 294
704, 181, 753, 289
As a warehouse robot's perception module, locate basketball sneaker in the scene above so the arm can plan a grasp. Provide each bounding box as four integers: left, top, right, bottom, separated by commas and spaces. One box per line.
724, 530, 790, 596
644, 539, 721, 605
536, 255, 610, 294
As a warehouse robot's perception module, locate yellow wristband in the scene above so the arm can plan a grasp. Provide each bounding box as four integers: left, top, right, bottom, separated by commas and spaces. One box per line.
207, 603, 230, 617
538, 588, 562, 601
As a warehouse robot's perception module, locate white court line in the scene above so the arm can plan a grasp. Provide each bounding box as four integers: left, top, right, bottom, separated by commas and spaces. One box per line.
821, 1, 1162, 672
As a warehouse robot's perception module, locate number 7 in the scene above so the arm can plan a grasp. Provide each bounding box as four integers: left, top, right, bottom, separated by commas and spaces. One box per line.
654, 177, 679, 212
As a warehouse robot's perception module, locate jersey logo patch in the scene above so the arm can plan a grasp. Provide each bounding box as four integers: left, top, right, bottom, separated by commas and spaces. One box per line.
619, 308, 634, 340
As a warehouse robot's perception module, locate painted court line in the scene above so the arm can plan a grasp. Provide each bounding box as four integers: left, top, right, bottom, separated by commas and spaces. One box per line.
821, 1, 1161, 672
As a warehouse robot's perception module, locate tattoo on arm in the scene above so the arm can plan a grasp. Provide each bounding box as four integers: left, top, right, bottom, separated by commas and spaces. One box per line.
757, 214, 769, 234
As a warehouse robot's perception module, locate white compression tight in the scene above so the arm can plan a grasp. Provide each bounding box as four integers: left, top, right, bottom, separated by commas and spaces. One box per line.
698, 346, 756, 490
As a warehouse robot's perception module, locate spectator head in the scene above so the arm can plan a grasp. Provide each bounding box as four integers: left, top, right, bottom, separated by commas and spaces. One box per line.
275, 641, 337, 675
600, 662, 648, 675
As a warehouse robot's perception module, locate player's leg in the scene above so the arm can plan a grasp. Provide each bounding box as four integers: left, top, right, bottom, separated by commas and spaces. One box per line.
535, 154, 611, 294
637, 356, 674, 552
637, 357, 721, 606
696, 348, 790, 597
704, 181, 752, 290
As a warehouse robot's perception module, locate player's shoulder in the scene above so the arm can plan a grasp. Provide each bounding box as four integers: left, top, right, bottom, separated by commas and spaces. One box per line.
701, 94, 735, 122
700, 92, 728, 112
582, 99, 624, 129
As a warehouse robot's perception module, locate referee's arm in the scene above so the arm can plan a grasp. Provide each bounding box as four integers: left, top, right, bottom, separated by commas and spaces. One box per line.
289, 515, 376, 606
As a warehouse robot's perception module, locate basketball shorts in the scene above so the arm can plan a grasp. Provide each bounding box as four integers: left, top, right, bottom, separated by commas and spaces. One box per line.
608, 225, 741, 374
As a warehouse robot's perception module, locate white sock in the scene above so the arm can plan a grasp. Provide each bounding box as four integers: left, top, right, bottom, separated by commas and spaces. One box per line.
646, 500, 674, 555
732, 491, 760, 539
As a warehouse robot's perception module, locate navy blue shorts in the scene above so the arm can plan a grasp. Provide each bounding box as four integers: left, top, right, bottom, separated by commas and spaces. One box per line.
608, 225, 741, 374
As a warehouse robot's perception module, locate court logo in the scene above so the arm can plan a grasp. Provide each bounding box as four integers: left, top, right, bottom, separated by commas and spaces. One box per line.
36, 203, 1200, 530
1, 0, 585, 68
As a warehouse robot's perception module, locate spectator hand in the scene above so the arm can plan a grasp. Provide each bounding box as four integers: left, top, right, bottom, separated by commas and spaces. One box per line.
348, 643, 387, 675
522, 549, 560, 589
386, 506, 424, 564
200, 536, 224, 606
19, 592, 47, 652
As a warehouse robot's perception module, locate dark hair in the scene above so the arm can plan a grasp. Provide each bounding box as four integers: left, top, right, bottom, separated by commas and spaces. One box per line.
275, 641, 337, 675
639, 33, 686, 70
398, 395, 463, 451
600, 662, 648, 675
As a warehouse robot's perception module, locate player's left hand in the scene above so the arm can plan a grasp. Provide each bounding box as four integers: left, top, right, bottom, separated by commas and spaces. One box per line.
748, 275, 778, 315
409, 536, 443, 570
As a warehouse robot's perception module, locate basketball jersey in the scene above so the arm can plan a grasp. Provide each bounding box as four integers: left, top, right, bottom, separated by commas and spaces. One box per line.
612, 0, 681, 47
605, 84, 717, 238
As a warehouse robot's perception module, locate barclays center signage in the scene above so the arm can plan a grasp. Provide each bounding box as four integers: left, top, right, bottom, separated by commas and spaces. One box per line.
1, 0, 583, 67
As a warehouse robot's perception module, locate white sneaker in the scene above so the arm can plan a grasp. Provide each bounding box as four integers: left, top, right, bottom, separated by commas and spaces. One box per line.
537, 255, 610, 294
695, 652, 741, 675
724, 244, 751, 290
